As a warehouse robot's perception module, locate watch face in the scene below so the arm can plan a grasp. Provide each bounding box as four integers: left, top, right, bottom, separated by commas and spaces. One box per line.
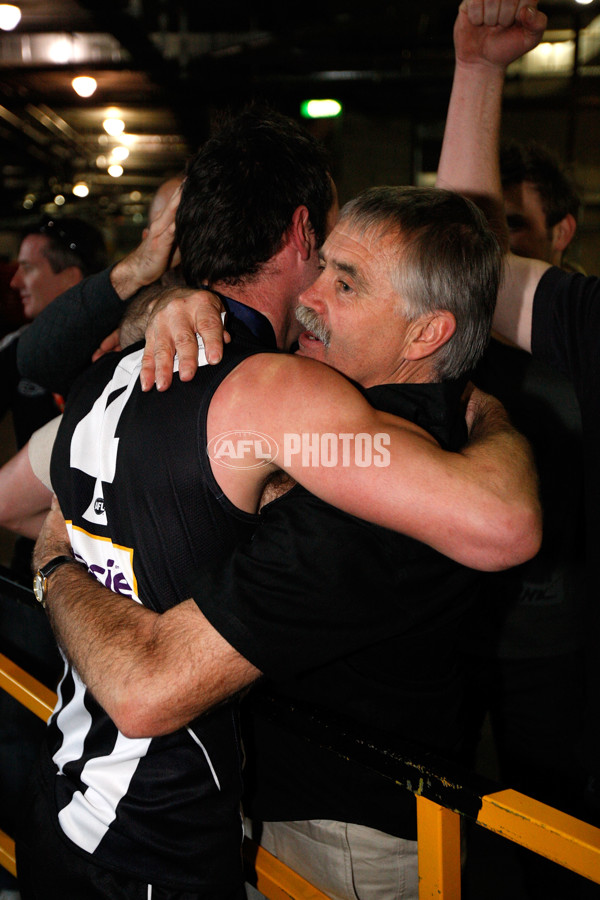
33, 572, 45, 606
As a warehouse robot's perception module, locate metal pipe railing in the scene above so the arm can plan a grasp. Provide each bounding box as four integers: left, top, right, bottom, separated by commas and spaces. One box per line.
2, 650, 600, 897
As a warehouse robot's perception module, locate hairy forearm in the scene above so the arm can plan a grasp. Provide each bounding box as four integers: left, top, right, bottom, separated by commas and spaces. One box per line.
45, 564, 260, 737
109, 256, 156, 303
46, 564, 161, 726
110, 183, 181, 302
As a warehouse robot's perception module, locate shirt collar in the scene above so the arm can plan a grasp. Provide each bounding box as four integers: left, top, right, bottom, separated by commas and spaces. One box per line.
200, 286, 278, 349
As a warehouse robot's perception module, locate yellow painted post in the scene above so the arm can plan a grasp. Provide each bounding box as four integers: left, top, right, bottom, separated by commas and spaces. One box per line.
416, 795, 462, 899
478, 789, 600, 884
0, 831, 16, 877
0, 653, 56, 721
243, 839, 332, 900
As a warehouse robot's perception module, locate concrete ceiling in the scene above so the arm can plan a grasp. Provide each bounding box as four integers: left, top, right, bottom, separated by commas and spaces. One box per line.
0, 0, 597, 230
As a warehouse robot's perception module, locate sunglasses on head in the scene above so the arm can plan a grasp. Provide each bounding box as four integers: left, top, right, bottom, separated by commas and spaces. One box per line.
39, 219, 79, 254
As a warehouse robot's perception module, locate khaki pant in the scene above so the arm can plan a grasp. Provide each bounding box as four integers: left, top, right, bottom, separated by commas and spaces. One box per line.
245, 818, 418, 900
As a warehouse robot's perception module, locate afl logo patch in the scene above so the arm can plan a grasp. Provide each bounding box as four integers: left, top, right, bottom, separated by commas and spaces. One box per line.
94, 498, 105, 515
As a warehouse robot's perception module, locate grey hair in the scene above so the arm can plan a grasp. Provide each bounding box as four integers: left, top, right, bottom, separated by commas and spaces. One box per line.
337, 185, 502, 380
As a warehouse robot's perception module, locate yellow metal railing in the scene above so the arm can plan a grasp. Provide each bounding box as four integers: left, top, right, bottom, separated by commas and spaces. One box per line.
2, 651, 600, 897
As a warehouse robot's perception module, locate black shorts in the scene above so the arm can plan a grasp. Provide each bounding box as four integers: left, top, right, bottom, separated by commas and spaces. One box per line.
15, 765, 246, 900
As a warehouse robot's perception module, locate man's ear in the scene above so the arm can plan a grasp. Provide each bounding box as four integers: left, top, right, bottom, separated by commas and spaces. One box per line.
552, 213, 577, 254
404, 311, 456, 361
286, 206, 313, 260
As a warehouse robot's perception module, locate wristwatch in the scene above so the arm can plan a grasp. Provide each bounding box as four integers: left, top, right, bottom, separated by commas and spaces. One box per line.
33, 555, 77, 608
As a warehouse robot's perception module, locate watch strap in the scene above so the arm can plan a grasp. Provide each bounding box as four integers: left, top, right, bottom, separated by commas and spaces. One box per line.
33, 554, 78, 608
38, 555, 76, 579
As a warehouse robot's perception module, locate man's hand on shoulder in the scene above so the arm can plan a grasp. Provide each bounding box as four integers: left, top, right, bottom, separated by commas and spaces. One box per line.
455, 0, 547, 71
140, 288, 230, 392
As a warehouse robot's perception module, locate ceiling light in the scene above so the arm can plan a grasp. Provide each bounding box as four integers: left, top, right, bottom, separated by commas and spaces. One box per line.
108, 164, 123, 178
54, 194, 66, 206
49, 38, 71, 64
72, 76, 97, 98
575, 0, 594, 5
111, 146, 129, 162
103, 118, 125, 137
73, 182, 90, 198
0, 4, 21, 30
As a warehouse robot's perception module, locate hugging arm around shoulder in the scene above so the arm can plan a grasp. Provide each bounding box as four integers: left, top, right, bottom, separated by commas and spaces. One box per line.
16, 267, 128, 396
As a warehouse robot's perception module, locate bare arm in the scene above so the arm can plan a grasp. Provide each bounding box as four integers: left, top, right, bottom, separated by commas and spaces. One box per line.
0, 441, 53, 538
437, 0, 549, 351
208, 354, 541, 571
33, 505, 258, 736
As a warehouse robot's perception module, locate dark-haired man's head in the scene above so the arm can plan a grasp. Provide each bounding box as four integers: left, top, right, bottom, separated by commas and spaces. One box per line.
500, 140, 580, 267
11, 217, 108, 319
176, 106, 336, 309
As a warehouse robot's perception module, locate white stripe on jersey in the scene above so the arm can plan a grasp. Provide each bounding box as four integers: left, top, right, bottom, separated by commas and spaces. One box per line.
53, 665, 93, 775
58, 727, 152, 853
187, 727, 221, 790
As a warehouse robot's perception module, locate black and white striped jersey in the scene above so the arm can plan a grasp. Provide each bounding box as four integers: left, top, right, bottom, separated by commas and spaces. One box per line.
44, 320, 271, 890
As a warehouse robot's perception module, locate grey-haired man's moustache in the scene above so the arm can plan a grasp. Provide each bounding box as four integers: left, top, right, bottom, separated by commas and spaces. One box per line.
295, 305, 331, 347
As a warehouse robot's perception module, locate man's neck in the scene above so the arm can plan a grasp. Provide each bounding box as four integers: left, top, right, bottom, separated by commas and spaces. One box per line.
211, 279, 294, 351
360, 358, 438, 389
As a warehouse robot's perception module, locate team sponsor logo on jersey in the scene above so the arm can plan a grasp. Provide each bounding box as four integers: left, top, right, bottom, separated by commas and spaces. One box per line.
68, 523, 138, 601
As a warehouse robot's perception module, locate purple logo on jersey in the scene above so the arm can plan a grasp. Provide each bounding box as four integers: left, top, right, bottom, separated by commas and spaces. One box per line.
88, 557, 134, 598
